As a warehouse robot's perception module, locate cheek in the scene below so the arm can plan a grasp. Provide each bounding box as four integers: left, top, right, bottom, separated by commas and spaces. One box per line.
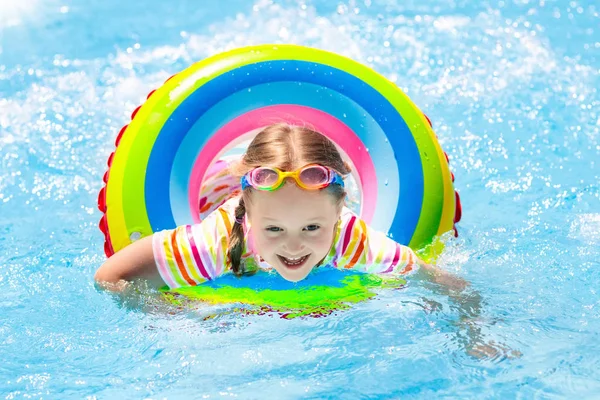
307, 229, 336, 249
254, 231, 279, 250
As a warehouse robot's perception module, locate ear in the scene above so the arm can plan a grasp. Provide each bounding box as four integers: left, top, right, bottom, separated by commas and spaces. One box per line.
244, 203, 252, 223
336, 201, 344, 219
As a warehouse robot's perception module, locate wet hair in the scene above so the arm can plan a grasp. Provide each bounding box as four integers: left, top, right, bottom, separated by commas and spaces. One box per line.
226, 123, 352, 276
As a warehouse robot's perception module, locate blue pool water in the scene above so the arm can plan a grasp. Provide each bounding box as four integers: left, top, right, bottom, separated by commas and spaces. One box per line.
1, 0, 599, 398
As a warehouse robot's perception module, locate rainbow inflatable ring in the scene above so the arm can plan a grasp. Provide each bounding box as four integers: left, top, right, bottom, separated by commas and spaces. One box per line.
98, 44, 462, 259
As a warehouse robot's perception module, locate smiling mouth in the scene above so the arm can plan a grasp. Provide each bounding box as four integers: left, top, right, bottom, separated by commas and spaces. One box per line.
277, 254, 310, 269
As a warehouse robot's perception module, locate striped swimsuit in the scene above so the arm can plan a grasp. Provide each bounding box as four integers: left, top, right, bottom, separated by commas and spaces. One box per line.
152, 197, 419, 289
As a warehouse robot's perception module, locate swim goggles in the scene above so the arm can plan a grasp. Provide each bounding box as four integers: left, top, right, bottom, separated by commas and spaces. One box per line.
240, 164, 345, 191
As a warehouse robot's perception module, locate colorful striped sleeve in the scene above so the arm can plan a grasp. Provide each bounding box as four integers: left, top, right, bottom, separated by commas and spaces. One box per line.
329, 208, 420, 276
152, 200, 235, 289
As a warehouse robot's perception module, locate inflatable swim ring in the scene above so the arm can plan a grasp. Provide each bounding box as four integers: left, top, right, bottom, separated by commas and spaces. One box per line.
97, 44, 462, 317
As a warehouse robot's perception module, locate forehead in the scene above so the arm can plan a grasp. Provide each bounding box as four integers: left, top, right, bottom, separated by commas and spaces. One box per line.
246, 183, 339, 220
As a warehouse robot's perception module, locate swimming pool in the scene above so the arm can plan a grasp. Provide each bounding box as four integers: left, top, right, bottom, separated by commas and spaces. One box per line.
1, 0, 599, 398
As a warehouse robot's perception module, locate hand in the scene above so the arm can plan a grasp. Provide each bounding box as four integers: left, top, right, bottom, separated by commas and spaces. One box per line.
458, 317, 522, 361
466, 340, 522, 361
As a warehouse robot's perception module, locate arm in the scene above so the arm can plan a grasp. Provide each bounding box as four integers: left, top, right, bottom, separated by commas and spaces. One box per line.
333, 214, 518, 358
415, 260, 480, 316
94, 235, 166, 292
415, 259, 520, 359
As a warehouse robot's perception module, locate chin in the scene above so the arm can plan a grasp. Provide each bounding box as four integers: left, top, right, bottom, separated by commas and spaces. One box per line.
278, 269, 312, 282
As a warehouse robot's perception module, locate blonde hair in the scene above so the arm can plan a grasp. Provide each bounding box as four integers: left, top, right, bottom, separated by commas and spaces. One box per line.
227, 123, 351, 276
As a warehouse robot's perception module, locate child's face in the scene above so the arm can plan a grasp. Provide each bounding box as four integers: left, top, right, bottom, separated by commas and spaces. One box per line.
246, 182, 342, 282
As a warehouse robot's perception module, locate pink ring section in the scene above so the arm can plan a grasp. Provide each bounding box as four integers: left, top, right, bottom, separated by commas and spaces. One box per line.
188, 105, 377, 224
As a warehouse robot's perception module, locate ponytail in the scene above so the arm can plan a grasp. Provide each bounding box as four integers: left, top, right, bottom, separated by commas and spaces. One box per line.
228, 197, 247, 276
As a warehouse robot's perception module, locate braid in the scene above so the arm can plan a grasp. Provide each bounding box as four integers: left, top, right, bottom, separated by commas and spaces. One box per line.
228, 197, 247, 276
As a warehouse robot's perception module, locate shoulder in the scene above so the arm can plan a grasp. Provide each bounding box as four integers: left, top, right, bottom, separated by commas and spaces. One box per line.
327, 207, 371, 269
152, 197, 242, 289
330, 207, 418, 275
337, 206, 367, 240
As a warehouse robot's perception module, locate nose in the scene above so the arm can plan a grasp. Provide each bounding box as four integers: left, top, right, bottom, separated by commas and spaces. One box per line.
283, 235, 305, 254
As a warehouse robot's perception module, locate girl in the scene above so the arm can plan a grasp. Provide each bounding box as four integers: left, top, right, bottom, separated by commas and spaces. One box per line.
95, 123, 462, 291
95, 123, 516, 359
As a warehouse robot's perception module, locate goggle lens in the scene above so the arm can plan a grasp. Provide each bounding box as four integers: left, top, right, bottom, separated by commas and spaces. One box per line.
299, 166, 329, 186
251, 168, 280, 187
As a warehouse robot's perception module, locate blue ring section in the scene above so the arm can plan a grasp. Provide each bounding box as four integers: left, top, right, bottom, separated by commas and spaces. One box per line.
170, 81, 398, 234
145, 60, 424, 244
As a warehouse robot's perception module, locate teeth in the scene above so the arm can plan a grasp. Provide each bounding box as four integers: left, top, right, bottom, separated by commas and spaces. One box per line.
280, 255, 308, 266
